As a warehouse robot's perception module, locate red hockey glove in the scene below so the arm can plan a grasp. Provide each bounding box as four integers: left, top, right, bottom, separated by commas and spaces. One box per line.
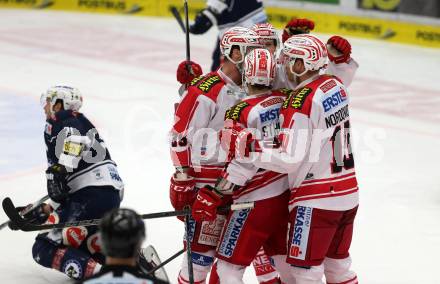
192, 186, 222, 222
282, 18, 315, 43
170, 172, 197, 221
327, 36, 352, 64
176, 60, 203, 84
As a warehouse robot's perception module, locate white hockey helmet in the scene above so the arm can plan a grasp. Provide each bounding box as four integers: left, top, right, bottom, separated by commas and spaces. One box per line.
244, 48, 276, 87
220, 27, 263, 65
282, 34, 328, 77
251, 23, 280, 52
40, 86, 83, 113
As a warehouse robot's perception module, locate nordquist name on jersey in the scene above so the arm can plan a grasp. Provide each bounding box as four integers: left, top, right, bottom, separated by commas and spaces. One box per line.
45, 110, 123, 194
322, 88, 349, 128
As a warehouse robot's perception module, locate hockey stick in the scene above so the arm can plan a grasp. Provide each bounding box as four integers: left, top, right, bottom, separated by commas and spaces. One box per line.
184, 205, 194, 284
170, 6, 186, 33
147, 248, 185, 276
0, 195, 49, 231
2, 197, 254, 232
184, 0, 191, 63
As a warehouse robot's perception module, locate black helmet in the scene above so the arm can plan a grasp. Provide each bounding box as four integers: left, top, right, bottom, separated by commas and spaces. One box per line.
99, 208, 146, 258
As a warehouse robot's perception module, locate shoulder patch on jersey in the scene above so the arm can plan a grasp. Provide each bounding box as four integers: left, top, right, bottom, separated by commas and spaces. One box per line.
195, 74, 223, 92
277, 88, 294, 97
190, 75, 204, 86
319, 80, 337, 93
281, 89, 296, 109
287, 87, 312, 110
225, 101, 250, 121
261, 97, 285, 108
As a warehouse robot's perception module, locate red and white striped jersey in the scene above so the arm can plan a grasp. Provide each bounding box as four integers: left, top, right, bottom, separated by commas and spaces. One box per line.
222, 90, 290, 202
273, 58, 359, 90
254, 74, 359, 211
170, 69, 243, 187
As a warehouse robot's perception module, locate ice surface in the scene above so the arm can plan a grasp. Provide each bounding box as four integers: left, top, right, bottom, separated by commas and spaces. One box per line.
0, 9, 439, 284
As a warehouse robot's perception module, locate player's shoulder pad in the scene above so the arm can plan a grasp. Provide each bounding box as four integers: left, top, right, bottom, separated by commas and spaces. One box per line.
281, 87, 313, 110
328, 74, 343, 84
189, 72, 224, 93
225, 101, 250, 121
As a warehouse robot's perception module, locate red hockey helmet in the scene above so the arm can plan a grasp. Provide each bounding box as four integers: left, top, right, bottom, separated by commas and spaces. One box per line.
244, 48, 276, 87
282, 34, 328, 76
251, 23, 280, 53
220, 27, 263, 65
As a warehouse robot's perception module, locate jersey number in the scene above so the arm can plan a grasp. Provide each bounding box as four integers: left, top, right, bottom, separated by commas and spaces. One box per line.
330, 121, 354, 173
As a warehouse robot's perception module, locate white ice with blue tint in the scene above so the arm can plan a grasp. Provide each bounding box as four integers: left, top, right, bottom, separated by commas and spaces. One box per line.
0, 9, 439, 284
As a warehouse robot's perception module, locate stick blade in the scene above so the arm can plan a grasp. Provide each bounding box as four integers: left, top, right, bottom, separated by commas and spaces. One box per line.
2, 197, 26, 230
170, 6, 186, 33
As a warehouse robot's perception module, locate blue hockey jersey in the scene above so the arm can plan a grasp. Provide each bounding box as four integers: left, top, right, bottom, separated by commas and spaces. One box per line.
209, 0, 267, 30
44, 110, 124, 194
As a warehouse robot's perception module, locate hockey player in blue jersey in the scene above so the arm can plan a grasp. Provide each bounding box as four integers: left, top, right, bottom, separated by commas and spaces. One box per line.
27, 86, 123, 280
189, 0, 267, 71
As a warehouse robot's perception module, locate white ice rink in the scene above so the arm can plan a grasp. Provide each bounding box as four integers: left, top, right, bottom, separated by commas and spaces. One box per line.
0, 9, 439, 284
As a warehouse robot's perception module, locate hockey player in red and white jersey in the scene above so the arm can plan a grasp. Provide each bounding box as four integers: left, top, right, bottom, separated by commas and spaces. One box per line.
234, 34, 359, 284
275, 18, 359, 89
190, 48, 294, 284
252, 23, 279, 56
169, 27, 265, 284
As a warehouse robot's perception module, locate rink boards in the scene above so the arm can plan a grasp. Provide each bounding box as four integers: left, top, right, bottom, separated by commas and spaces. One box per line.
0, 0, 439, 48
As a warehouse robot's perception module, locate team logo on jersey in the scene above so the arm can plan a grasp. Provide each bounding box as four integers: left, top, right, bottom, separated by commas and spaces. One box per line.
322, 89, 347, 112
259, 107, 280, 123
320, 80, 337, 93
198, 216, 226, 246
87, 232, 102, 254
62, 226, 88, 248
290, 87, 312, 110
190, 75, 204, 86
46, 211, 59, 225
108, 165, 122, 182
225, 101, 250, 121
289, 206, 312, 260
63, 259, 83, 279
197, 75, 222, 92
217, 209, 250, 258
261, 97, 284, 108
